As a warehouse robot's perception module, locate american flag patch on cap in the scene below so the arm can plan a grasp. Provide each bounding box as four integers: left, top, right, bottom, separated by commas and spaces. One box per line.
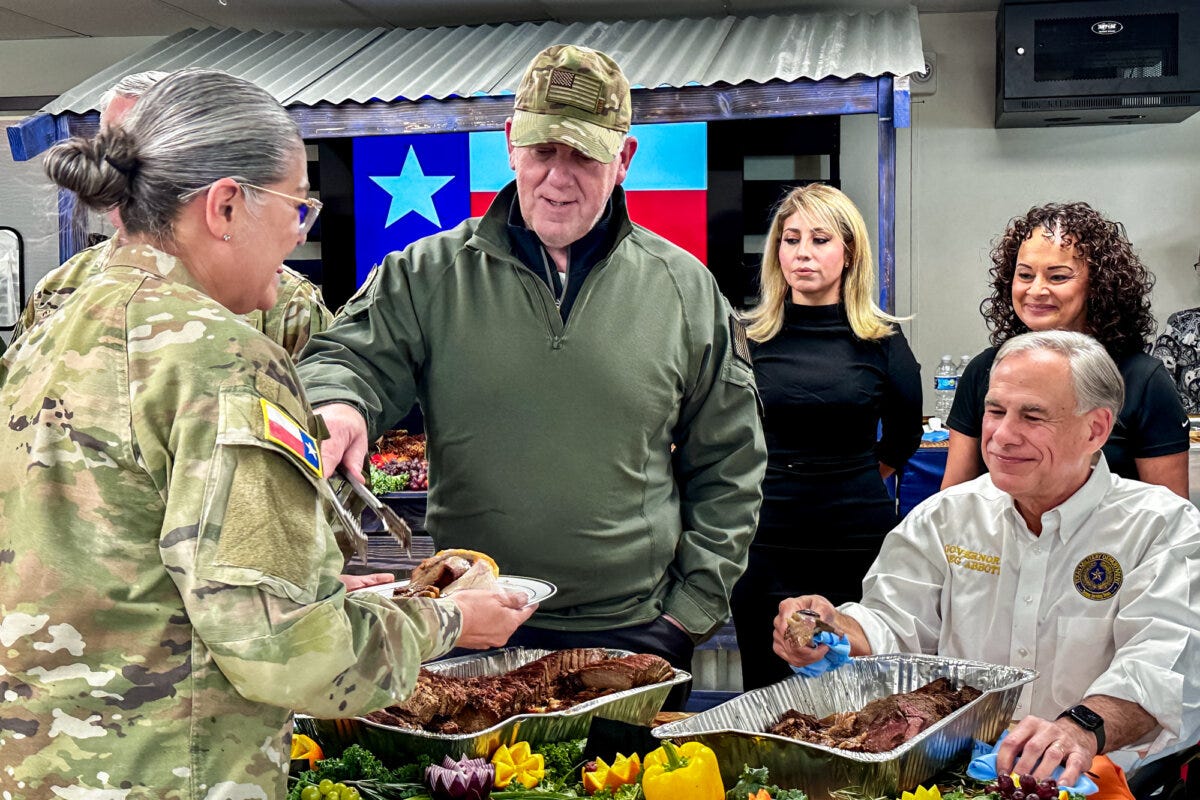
261, 398, 322, 476
546, 68, 605, 114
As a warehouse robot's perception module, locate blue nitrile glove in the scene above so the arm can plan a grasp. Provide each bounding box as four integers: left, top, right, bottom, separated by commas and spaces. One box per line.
922, 430, 950, 443
966, 731, 1099, 796
791, 631, 852, 677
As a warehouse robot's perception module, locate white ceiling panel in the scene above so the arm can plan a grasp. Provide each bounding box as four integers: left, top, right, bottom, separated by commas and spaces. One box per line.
164, 0, 382, 30
352, 0, 552, 28
545, 0, 727, 22
0, 0, 210, 36
0, 6, 81, 38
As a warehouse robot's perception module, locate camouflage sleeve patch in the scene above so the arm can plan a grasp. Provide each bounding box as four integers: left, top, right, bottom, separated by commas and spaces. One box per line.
195, 387, 337, 604
219, 445, 320, 589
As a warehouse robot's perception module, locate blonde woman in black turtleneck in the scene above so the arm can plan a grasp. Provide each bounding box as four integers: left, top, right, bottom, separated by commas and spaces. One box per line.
731, 183, 923, 690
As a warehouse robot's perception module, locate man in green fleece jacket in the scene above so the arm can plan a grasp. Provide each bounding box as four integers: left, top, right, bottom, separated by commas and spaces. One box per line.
297, 44, 766, 706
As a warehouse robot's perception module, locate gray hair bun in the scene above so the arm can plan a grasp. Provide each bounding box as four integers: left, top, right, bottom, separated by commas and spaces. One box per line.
44, 125, 139, 212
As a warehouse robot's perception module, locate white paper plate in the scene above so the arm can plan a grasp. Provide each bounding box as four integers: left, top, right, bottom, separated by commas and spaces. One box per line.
351, 576, 556, 608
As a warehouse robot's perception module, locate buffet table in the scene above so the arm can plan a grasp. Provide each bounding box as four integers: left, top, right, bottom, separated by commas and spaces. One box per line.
292, 651, 1031, 800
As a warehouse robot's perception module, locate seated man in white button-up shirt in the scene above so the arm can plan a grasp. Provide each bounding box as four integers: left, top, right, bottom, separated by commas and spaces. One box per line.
774, 330, 1199, 795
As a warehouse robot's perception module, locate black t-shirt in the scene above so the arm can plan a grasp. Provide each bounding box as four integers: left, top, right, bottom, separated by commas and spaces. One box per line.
946, 345, 1188, 480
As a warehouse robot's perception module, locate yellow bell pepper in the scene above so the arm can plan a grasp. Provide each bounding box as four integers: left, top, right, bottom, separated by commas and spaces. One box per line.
491, 741, 545, 789
289, 733, 323, 771
582, 752, 641, 794
901, 786, 943, 800
642, 740, 724, 800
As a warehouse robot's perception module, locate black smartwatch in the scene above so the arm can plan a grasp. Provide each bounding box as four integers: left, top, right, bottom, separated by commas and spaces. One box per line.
1057, 704, 1106, 753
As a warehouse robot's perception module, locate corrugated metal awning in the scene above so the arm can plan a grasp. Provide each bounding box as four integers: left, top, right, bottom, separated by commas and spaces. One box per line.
43, 6, 923, 114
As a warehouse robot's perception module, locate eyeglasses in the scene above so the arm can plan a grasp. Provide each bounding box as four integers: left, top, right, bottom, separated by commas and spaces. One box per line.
238, 182, 323, 235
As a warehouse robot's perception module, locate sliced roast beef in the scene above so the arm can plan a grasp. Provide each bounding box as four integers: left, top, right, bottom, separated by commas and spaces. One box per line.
567, 653, 675, 693
369, 648, 674, 733
768, 677, 983, 753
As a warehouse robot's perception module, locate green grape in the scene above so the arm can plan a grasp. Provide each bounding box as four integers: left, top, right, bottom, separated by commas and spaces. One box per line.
344, 790, 361, 800
317, 779, 334, 795
325, 791, 340, 800
332, 784, 348, 794
300, 787, 320, 800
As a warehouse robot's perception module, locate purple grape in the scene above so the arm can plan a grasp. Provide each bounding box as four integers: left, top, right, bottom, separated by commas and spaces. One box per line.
998, 775, 1015, 792
1020, 775, 1036, 790
1012, 790, 1026, 800
1039, 779, 1058, 792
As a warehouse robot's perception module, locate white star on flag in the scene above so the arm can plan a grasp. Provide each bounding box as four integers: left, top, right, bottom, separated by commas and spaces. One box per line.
370, 146, 455, 227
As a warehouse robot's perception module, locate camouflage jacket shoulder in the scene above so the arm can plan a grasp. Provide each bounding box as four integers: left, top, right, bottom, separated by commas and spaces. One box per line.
243, 264, 334, 357
8, 235, 118, 341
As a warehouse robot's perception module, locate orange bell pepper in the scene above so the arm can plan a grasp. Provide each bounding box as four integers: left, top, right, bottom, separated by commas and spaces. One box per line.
289, 733, 323, 771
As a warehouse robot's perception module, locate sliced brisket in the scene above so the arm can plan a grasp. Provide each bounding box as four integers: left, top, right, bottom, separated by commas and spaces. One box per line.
768, 677, 983, 753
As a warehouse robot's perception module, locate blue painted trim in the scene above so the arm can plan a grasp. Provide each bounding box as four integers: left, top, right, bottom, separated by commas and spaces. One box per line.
6, 113, 59, 162
876, 77, 897, 315
893, 82, 911, 129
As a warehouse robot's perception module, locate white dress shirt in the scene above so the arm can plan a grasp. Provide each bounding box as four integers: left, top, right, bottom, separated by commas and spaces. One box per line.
842, 457, 1200, 769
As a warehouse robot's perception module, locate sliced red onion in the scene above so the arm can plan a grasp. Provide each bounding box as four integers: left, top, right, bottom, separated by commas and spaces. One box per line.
426, 754, 495, 800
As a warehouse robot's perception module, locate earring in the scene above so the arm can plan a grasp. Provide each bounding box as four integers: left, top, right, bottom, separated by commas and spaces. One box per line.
222, 234, 232, 242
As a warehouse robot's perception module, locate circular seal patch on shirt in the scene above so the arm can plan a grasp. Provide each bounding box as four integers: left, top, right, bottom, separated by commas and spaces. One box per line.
1073, 552, 1123, 601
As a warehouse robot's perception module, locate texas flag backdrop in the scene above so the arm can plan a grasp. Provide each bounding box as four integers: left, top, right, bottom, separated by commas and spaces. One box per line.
352, 122, 707, 287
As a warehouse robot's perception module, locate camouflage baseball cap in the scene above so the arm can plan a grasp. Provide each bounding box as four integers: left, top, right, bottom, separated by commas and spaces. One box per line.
510, 44, 631, 164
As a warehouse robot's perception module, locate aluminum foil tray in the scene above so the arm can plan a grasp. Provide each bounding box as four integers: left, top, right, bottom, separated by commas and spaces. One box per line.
651, 654, 1035, 799
301, 647, 690, 764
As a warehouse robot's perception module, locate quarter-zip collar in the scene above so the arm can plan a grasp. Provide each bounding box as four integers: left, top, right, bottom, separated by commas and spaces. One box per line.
474, 181, 631, 321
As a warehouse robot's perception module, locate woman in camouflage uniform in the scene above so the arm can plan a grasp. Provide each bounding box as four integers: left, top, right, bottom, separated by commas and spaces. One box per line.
0, 68, 532, 799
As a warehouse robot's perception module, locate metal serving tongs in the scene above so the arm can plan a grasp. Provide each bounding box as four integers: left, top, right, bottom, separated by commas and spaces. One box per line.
326, 476, 371, 566
338, 465, 413, 558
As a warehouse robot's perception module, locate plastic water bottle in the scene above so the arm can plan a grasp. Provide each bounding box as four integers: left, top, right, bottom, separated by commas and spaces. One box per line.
957, 353, 972, 377
933, 355, 957, 419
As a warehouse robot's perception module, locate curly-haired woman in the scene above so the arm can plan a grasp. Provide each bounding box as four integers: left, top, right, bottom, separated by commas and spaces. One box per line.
942, 201, 1188, 496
